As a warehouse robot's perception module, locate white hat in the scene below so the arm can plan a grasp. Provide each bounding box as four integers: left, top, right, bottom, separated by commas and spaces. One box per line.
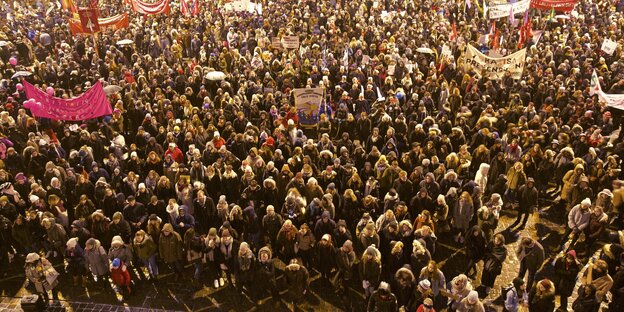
25, 253, 40, 263
29, 195, 39, 203
419, 279, 431, 290
581, 198, 591, 207
466, 290, 479, 304
66, 237, 79, 249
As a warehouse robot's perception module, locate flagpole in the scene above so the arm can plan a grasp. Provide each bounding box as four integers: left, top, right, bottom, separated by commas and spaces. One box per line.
93, 31, 99, 59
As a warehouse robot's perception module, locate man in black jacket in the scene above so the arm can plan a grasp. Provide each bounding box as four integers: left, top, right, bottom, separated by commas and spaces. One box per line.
509, 178, 538, 231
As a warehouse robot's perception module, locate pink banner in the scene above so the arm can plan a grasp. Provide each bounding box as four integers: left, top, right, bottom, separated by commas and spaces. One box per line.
131, 0, 171, 15
22, 80, 112, 121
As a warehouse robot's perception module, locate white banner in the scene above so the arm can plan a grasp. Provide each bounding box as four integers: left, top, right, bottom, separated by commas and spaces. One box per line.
441, 44, 453, 58
601, 39, 617, 55
488, 0, 530, 19
282, 36, 300, 49
463, 44, 527, 79
222, 0, 261, 13
591, 70, 624, 110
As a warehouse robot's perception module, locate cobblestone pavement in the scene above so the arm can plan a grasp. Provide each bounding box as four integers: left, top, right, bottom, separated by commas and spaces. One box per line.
0, 205, 602, 311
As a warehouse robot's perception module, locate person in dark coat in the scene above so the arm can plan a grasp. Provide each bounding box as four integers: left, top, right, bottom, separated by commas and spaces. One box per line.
65, 237, 87, 286
608, 262, 624, 312
217, 228, 240, 286
335, 240, 355, 296
123, 196, 147, 232
193, 190, 215, 234
572, 284, 600, 312
554, 250, 581, 311
508, 177, 538, 231
528, 279, 556, 312
254, 246, 279, 304
234, 242, 255, 297
391, 267, 415, 311
481, 233, 507, 293
316, 234, 336, 280
517, 237, 545, 291
284, 258, 310, 309
367, 281, 398, 312
464, 225, 487, 279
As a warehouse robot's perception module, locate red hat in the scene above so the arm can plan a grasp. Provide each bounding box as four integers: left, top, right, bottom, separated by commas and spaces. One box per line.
567, 250, 577, 259
264, 137, 275, 147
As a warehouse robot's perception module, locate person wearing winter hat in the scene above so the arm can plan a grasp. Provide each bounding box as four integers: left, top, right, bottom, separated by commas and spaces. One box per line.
158, 223, 184, 281
367, 281, 398, 312
284, 258, 310, 309
24, 253, 59, 301
65, 237, 87, 287
316, 233, 335, 280
562, 198, 592, 251
416, 297, 435, 312
253, 246, 279, 305
552, 250, 581, 311
110, 257, 132, 298
84, 238, 110, 284
413, 279, 433, 309
458, 290, 484, 311
108, 236, 133, 266
360, 245, 382, 298
334, 240, 355, 297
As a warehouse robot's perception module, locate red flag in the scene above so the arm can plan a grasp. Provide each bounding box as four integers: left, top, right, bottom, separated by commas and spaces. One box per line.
180, 0, 189, 15
61, 0, 78, 13
192, 0, 200, 15
450, 22, 458, 41
492, 29, 500, 49
69, 14, 129, 35
79, 8, 100, 34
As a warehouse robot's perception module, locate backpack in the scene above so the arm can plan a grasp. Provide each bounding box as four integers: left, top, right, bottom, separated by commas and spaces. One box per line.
494, 284, 514, 306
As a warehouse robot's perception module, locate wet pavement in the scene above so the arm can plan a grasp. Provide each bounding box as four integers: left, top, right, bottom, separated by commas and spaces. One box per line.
0, 203, 604, 311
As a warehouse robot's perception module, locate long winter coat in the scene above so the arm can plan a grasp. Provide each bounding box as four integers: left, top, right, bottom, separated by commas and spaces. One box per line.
85, 239, 110, 276
284, 263, 309, 299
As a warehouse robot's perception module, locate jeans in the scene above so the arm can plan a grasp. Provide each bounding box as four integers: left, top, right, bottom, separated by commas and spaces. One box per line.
142, 255, 159, 277
518, 261, 536, 291
193, 262, 202, 280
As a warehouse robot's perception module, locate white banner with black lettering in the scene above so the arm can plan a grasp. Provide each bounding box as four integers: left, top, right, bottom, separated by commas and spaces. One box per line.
463, 44, 527, 79
488, 0, 530, 19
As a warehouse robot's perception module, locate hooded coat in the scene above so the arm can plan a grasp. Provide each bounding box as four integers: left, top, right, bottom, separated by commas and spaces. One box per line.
284, 262, 310, 299
132, 231, 157, 261
553, 253, 581, 297
108, 236, 133, 263
85, 238, 110, 276
562, 164, 585, 202
158, 223, 184, 264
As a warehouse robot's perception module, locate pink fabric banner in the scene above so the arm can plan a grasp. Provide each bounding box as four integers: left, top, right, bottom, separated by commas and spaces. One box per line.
22, 80, 112, 120
131, 0, 171, 15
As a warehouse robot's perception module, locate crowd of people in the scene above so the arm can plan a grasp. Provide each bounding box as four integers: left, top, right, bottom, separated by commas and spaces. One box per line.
1, 0, 624, 311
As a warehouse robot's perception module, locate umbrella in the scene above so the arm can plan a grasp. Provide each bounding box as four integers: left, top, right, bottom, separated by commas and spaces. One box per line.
11, 71, 32, 79
103, 85, 122, 95
416, 47, 435, 54
206, 71, 226, 81
554, 15, 570, 19
0, 41, 9, 47
116, 39, 134, 46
